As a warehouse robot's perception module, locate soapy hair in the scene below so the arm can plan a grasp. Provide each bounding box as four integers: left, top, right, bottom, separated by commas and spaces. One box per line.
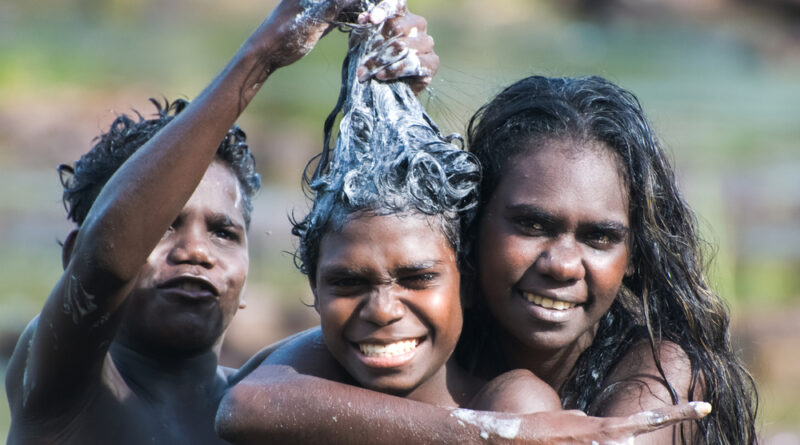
291, 17, 480, 281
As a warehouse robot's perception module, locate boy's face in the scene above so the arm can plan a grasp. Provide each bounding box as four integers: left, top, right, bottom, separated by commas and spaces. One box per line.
313, 213, 462, 397
120, 161, 249, 355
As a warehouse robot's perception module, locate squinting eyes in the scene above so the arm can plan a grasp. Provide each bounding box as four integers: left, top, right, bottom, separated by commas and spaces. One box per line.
327, 273, 439, 291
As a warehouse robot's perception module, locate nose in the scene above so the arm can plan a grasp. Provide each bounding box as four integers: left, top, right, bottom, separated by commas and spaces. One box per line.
359, 285, 406, 326
166, 226, 214, 269
534, 236, 585, 282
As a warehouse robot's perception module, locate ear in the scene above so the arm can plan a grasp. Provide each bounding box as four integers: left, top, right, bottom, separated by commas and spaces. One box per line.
61, 230, 79, 270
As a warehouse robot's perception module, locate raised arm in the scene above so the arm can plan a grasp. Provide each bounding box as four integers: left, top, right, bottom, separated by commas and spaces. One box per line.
217, 329, 711, 445
4, 0, 364, 421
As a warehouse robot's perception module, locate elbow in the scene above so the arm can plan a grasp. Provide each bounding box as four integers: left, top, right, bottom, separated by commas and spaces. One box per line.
215, 382, 282, 444
67, 225, 138, 287
215, 387, 248, 443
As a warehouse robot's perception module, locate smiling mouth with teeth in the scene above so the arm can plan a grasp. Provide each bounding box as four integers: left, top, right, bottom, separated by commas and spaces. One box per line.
523, 292, 576, 311
358, 339, 419, 358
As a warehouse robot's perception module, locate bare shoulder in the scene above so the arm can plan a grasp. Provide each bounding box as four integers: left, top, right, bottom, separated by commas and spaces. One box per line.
5, 317, 39, 408
225, 326, 322, 386
468, 368, 561, 414
591, 339, 700, 416
257, 325, 351, 382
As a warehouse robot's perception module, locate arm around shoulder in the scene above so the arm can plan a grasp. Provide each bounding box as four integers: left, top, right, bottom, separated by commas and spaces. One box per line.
469, 369, 561, 414
590, 339, 701, 444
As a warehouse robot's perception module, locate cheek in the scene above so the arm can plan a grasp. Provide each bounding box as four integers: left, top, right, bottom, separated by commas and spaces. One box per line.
223, 250, 249, 289
479, 233, 529, 291
319, 297, 356, 334
587, 250, 630, 302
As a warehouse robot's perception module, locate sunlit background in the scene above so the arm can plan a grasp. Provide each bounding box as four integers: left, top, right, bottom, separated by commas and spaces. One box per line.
1, 0, 799, 441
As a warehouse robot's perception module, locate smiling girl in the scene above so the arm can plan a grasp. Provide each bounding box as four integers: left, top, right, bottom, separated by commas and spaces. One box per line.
456, 76, 757, 444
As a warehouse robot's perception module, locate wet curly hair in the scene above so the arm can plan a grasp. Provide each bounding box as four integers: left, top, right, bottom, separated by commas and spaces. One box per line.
58, 98, 261, 228
291, 25, 480, 282
458, 75, 758, 444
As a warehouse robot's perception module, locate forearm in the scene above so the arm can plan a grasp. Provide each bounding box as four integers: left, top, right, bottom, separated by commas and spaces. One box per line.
217, 366, 515, 445
216, 364, 711, 445
74, 43, 268, 289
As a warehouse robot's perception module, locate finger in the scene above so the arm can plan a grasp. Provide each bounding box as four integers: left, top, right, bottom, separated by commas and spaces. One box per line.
361, 37, 405, 67
626, 402, 712, 435
372, 51, 427, 79
358, 0, 407, 25
381, 10, 426, 38
387, 30, 433, 55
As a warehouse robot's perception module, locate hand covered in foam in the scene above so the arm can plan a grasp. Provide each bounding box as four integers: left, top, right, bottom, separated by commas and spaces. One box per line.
245, 0, 363, 73
355, 1, 439, 95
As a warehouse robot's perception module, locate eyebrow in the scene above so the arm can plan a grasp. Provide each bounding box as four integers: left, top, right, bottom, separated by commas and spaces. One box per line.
395, 261, 442, 273
207, 213, 244, 230
319, 260, 443, 277
505, 203, 629, 232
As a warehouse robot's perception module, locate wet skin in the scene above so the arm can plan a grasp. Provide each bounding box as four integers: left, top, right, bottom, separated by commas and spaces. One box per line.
477, 138, 631, 386
313, 212, 463, 398
118, 160, 249, 356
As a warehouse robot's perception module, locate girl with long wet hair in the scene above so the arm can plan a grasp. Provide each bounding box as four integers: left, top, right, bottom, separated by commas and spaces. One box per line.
458, 75, 758, 444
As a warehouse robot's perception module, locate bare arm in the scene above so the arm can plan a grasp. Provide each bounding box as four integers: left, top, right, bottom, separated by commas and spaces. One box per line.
468, 369, 561, 414
5, 0, 363, 420
216, 329, 711, 445
589, 340, 703, 444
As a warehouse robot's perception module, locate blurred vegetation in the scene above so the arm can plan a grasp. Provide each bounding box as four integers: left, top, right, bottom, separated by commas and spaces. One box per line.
1, 0, 799, 441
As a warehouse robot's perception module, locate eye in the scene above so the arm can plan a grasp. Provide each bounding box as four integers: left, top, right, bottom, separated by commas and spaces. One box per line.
400, 272, 438, 289
161, 220, 178, 239
331, 277, 368, 287
582, 230, 624, 249
325, 276, 371, 296
213, 228, 240, 242
513, 217, 548, 236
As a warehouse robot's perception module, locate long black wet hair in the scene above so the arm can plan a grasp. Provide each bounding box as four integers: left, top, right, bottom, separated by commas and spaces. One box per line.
457, 75, 757, 444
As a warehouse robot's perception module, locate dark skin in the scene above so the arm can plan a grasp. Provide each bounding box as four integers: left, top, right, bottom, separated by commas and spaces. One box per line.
475, 139, 702, 443
309, 212, 560, 409
4, 1, 437, 443
216, 141, 710, 443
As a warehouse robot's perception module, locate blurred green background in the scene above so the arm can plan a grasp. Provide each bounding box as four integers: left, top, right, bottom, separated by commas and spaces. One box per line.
1, 0, 799, 441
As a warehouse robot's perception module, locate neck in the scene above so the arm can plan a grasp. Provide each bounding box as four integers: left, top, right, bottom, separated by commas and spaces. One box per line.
110, 340, 225, 402
493, 322, 596, 392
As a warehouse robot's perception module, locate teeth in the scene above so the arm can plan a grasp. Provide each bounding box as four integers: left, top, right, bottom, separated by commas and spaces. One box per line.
359, 339, 419, 358
179, 282, 206, 292
523, 292, 575, 311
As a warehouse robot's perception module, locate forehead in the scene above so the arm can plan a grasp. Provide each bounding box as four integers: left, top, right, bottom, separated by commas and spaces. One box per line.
317, 213, 455, 268
499, 139, 629, 217
184, 161, 245, 224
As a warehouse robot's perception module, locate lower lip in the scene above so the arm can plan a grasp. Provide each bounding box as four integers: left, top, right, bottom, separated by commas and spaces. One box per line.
517, 291, 580, 323
354, 341, 421, 369
159, 288, 218, 305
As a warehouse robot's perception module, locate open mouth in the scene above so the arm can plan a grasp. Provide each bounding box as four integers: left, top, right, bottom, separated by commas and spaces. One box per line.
522, 291, 576, 311
158, 276, 219, 300
358, 338, 420, 358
